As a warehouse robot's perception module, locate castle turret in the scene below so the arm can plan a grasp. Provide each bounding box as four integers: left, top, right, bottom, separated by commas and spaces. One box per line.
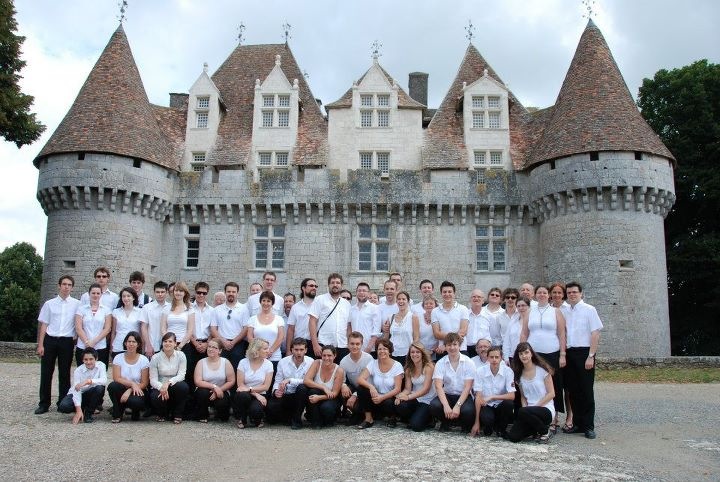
525, 20, 676, 357
34, 25, 177, 299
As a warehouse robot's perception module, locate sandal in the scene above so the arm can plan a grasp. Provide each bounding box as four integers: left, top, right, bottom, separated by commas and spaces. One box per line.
198, 419, 208, 424
236, 421, 245, 429
111, 417, 122, 424
173, 418, 182, 425
155, 416, 166, 422
256, 421, 265, 428
536, 430, 552, 444
562, 423, 577, 434
356, 420, 374, 429
549, 423, 558, 435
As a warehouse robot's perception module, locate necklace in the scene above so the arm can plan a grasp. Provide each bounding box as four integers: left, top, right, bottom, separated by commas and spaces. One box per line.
537, 304, 551, 329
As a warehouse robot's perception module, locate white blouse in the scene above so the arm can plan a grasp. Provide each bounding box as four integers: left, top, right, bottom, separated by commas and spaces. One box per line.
366, 359, 403, 394
75, 304, 112, 350
237, 358, 274, 394
112, 352, 150, 384
111, 307, 143, 353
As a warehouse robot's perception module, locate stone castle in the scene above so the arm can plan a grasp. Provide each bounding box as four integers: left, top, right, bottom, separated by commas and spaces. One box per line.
33, 19, 675, 357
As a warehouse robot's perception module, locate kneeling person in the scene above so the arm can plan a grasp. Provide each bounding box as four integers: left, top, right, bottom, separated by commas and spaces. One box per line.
471, 346, 515, 437
268, 338, 314, 428
58, 347, 107, 424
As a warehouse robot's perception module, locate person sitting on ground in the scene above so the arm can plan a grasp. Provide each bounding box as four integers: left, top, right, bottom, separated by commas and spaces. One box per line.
58, 347, 107, 424
193, 337, 236, 423
394, 341, 436, 432
298, 345, 345, 429
470, 345, 515, 438
149, 332, 189, 424
108, 331, 149, 423
233, 338, 274, 429
429, 332, 475, 432
355, 338, 404, 429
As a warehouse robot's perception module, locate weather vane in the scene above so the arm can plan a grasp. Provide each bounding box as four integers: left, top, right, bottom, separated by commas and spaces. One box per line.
303, 70, 310, 80
371, 40, 383, 60
237, 23, 246, 45
582, 0, 596, 19
282, 22, 292, 43
465, 19, 475, 43
118, 0, 128, 23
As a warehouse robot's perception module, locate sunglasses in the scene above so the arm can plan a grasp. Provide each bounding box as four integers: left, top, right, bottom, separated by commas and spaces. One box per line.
505, 295, 517, 299
95, 274, 109, 278
227, 309, 233, 320
196, 291, 208, 296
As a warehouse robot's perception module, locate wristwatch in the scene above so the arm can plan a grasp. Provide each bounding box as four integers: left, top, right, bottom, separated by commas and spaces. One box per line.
588, 353, 595, 358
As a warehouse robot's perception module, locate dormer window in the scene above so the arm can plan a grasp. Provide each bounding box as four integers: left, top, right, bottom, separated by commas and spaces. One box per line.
258, 151, 290, 168
196, 112, 208, 128
359, 151, 390, 174
359, 93, 391, 128
260, 94, 291, 128
471, 95, 503, 130
196, 96, 210, 109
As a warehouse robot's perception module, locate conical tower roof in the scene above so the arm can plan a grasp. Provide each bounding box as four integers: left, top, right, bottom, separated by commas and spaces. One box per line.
526, 20, 673, 167
35, 25, 173, 168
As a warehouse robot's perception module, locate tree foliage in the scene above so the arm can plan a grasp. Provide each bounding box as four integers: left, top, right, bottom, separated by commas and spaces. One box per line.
0, 242, 43, 341
0, 0, 45, 147
638, 60, 720, 355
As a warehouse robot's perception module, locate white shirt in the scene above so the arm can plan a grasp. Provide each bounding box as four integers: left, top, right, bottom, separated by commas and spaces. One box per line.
75, 304, 112, 349
520, 366, 555, 417
365, 359, 404, 394
237, 358, 274, 394
211, 302, 249, 340
81, 289, 119, 312
112, 352, 150, 384
378, 301, 399, 325
409, 369, 437, 405
248, 314, 285, 361
38, 295, 81, 337
467, 309, 491, 346
191, 301, 213, 339
308, 293, 351, 348
432, 354, 475, 395
68, 362, 107, 406
431, 302, 470, 350
350, 302, 382, 351
388, 311, 415, 356
502, 311, 522, 363
140, 300, 170, 351
166, 308, 195, 341
340, 352, 373, 387
287, 298, 313, 340
563, 300, 603, 348
111, 306, 143, 352
527, 304, 560, 354
482, 305, 506, 346
471, 355, 488, 371
149, 350, 187, 389
473, 362, 515, 407
272, 355, 314, 393
247, 291, 285, 317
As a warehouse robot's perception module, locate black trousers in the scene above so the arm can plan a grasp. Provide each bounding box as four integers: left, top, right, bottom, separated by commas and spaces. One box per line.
150, 381, 190, 419
298, 385, 340, 427
564, 347, 596, 430
221, 340, 248, 371
395, 399, 432, 432
537, 350, 564, 415
39, 335, 74, 408
429, 394, 475, 431
357, 386, 396, 420
107, 381, 148, 419
267, 390, 305, 425
507, 406, 552, 442
74, 346, 109, 368
57, 385, 105, 414
233, 390, 266, 424
479, 400, 514, 435
194, 388, 232, 421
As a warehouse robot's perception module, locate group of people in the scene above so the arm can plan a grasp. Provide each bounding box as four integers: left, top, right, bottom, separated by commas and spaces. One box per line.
35, 268, 603, 442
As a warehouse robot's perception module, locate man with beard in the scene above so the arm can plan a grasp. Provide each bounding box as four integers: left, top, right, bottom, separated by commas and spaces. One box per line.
210, 282, 249, 368
285, 278, 317, 350
308, 273, 351, 361
349, 282, 382, 355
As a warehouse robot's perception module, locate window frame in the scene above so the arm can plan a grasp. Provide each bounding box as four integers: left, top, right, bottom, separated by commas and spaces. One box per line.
185, 225, 201, 269
254, 224, 286, 270
357, 224, 390, 272
196, 112, 208, 129
358, 151, 390, 174
358, 93, 391, 128
475, 224, 507, 272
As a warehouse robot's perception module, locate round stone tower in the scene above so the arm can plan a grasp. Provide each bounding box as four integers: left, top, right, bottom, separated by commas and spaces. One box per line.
524, 20, 676, 357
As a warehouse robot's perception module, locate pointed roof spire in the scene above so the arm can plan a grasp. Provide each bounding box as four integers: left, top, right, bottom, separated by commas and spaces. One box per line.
36, 25, 173, 168
526, 20, 673, 167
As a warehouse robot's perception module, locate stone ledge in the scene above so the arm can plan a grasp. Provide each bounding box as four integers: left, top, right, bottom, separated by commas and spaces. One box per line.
598, 357, 720, 369
0, 342, 38, 359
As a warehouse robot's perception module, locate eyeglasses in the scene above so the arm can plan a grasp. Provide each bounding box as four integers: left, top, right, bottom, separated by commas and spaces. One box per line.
489, 293, 501, 297
196, 291, 208, 296
306, 284, 318, 288
341, 296, 351, 301
95, 274, 109, 278
505, 295, 517, 299
227, 309, 233, 320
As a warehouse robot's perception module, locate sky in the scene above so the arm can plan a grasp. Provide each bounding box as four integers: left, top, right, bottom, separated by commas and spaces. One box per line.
1, 0, 718, 256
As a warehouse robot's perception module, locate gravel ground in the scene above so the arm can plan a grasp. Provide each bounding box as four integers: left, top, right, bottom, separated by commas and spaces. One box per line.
1, 362, 718, 481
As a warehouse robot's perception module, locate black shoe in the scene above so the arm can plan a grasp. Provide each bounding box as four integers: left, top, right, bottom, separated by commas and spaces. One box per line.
439, 423, 450, 432
34, 406, 49, 415
84, 411, 95, 423
584, 429, 597, 439
131, 409, 140, 421
386, 418, 397, 428
142, 408, 154, 418
356, 420, 374, 429
291, 421, 303, 430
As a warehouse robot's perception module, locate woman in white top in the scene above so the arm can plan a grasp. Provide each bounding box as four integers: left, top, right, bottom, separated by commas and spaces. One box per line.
429, 332, 476, 432
508, 342, 556, 443
149, 332, 189, 424
382, 291, 419, 365
520, 284, 567, 433
247, 291, 285, 366
394, 341, 436, 431
418, 296, 440, 358
193, 337, 236, 423
300, 345, 345, 428
74, 283, 112, 367
161, 281, 195, 352
110, 288, 142, 358
549, 281, 574, 433
108, 331, 150, 423
356, 338, 404, 429
233, 338, 274, 428
501, 288, 522, 365
482, 287, 506, 348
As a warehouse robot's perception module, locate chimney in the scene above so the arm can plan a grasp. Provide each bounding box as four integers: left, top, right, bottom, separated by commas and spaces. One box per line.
169, 93, 189, 109
408, 72, 428, 106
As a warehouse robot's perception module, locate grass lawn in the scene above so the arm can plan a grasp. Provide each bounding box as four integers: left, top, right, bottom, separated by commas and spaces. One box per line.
597, 367, 720, 383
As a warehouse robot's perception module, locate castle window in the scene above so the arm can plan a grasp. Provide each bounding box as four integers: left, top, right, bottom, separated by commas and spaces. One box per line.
259, 152, 272, 166
472, 96, 484, 108
278, 95, 290, 107
255, 225, 285, 269
361, 95, 373, 107
472, 112, 484, 129
474, 151, 487, 166
358, 224, 390, 272
258, 151, 290, 168
263, 95, 275, 107
277, 110, 290, 127
275, 152, 288, 167
196, 96, 210, 109
360, 152, 373, 170
490, 151, 503, 165
476, 224, 506, 272
590, 151, 599, 161
488, 111, 501, 128
358, 93, 391, 128
192, 152, 206, 172
358, 151, 390, 174
474, 150, 505, 168
361, 110, 373, 127
186, 225, 201, 268
488, 96, 500, 109
377, 110, 389, 127
262, 111, 274, 127
476, 169, 486, 185
260, 94, 292, 128
377, 94, 390, 107
196, 112, 208, 129
471, 95, 504, 129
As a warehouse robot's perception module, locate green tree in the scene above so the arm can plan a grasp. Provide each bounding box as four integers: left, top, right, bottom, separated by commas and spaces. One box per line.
638, 60, 720, 355
0, 242, 43, 341
0, 0, 45, 147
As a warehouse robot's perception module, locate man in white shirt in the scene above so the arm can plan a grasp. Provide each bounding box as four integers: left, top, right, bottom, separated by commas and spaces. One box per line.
308, 273, 351, 361
349, 282, 382, 354
431, 280, 470, 356
187, 281, 213, 413
80, 266, 119, 310
267, 338, 314, 429
470, 345, 515, 437
210, 281, 250, 368
35, 275, 81, 414
57, 347, 107, 424
247, 271, 284, 316
467, 289, 490, 358
520, 282, 539, 308
563, 281, 603, 440
140, 281, 170, 359
285, 278, 317, 349
127, 271, 152, 308
378, 279, 399, 327
412, 279, 435, 315
340, 331, 373, 425
470, 338, 492, 370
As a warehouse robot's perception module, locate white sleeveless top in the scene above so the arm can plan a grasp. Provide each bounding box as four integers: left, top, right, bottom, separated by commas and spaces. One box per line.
166, 308, 193, 341
76, 304, 112, 350
527, 305, 560, 353
389, 311, 414, 356
410, 369, 436, 405
313, 364, 339, 390
417, 315, 437, 353
520, 366, 555, 417
111, 307, 142, 352
201, 357, 229, 387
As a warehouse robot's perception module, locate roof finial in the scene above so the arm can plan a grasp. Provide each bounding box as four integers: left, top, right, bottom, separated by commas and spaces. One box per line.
275, 54, 281, 67
282, 22, 292, 43
203, 62, 208, 73
303, 70, 310, 80
237, 23, 246, 45
118, 0, 128, 24
582, 0, 596, 20
465, 19, 475, 44
371, 40, 383, 62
